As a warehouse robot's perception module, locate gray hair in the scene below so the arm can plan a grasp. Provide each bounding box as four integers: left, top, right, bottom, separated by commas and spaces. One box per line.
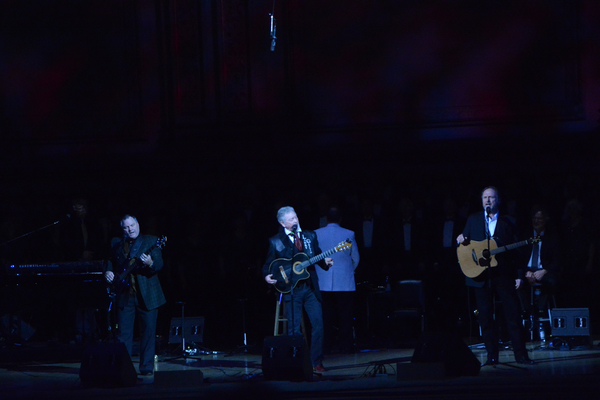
277, 206, 295, 223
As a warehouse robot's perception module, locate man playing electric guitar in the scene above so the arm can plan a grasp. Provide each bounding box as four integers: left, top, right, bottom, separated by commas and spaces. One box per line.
263, 206, 333, 373
105, 214, 166, 381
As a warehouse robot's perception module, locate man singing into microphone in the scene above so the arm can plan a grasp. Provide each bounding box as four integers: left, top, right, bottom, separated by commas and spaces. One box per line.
263, 206, 333, 373
456, 186, 533, 366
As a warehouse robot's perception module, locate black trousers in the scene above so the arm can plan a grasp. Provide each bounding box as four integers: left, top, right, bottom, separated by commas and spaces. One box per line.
117, 291, 158, 374
472, 277, 527, 360
321, 291, 355, 353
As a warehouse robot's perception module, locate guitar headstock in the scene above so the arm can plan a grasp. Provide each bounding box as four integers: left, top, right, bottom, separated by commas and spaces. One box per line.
335, 239, 353, 252
156, 236, 168, 249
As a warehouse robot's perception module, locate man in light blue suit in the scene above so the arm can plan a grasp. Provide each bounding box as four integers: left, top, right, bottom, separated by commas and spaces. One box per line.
315, 207, 360, 354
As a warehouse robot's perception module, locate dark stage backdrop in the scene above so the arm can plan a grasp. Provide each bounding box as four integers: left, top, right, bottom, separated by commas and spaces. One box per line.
0, 0, 149, 143
287, 0, 583, 131
1, 0, 599, 349
0, 0, 596, 148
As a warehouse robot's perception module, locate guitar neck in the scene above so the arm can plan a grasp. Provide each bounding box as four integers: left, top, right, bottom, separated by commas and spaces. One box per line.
308, 247, 338, 265
491, 239, 531, 256
118, 244, 158, 278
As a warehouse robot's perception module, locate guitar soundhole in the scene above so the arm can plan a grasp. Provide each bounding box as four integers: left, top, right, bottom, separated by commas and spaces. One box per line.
293, 262, 303, 274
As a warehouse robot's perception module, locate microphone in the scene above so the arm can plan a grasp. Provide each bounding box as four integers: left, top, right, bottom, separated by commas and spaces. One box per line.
55, 214, 71, 225
269, 13, 277, 51
291, 224, 298, 233
484, 207, 491, 238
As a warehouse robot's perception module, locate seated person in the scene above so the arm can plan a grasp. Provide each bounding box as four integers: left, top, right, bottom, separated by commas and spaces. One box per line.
519, 205, 560, 340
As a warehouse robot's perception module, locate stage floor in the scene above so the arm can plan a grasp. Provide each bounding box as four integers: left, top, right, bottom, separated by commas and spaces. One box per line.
2, 337, 600, 400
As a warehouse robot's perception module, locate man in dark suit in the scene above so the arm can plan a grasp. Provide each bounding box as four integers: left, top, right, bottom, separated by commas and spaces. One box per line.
60, 197, 106, 262
389, 197, 426, 281
353, 197, 385, 284
263, 206, 333, 373
457, 187, 533, 366
519, 205, 560, 341
105, 215, 166, 379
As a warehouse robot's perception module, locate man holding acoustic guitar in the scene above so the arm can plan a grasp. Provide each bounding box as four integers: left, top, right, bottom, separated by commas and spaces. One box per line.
456, 186, 535, 366
263, 206, 335, 373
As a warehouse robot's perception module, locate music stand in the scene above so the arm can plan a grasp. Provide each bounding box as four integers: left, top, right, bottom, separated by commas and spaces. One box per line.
226, 298, 259, 356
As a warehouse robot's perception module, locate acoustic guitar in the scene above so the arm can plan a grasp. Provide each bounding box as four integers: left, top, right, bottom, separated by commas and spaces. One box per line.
268, 240, 352, 293
457, 236, 540, 278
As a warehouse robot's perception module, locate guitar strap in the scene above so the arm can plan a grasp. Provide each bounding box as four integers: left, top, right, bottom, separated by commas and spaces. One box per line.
122, 239, 137, 294
129, 237, 144, 258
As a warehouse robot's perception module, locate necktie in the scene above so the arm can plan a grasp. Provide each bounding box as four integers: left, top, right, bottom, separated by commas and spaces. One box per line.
531, 242, 539, 269
81, 220, 88, 248
290, 232, 303, 251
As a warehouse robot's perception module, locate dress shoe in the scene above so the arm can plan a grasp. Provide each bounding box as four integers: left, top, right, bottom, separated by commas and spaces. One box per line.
313, 364, 327, 373
515, 356, 535, 365
481, 358, 499, 367
137, 371, 154, 385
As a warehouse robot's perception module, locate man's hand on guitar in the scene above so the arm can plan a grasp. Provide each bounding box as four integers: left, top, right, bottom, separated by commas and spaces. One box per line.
265, 274, 277, 285
105, 271, 115, 283
325, 257, 333, 267
457, 234, 469, 245
140, 254, 154, 268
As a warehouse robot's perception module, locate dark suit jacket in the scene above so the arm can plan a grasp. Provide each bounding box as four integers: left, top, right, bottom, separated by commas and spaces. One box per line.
108, 234, 166, 310
60, 215, 106, 261
518, 228, 561, 278
461, 212, 519, 288
262, 228, 330, 302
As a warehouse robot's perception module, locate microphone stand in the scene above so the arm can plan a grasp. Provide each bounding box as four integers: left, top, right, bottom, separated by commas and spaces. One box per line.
290, 228, 298, 340
484, 211, 498, 350
286, 225, 307, 346
226, 298, 258, 356
1, 219, 63, 248
483, 210, 526, 370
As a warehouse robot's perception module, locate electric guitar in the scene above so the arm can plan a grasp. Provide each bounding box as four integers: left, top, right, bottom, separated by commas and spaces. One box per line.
109, 236, 167, 292
457, 236, 541, 278
269, 240, 352, 293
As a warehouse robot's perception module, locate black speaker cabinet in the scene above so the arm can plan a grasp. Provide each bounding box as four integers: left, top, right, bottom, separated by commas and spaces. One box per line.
169, 316, 204, 344
410, 332, 480, 377
551, 308, 590, 337
262, 335, 312, 381
154, 369, 204, 388
79, 342, 137, 387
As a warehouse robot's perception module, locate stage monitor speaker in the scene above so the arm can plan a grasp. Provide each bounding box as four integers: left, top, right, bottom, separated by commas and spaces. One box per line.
169, 316, 204, 344
410, 332, 480, 377
79, 342, 137, 387
155, 369, 204, 388
262, 335, 312, 381
551, 308, 590, 337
